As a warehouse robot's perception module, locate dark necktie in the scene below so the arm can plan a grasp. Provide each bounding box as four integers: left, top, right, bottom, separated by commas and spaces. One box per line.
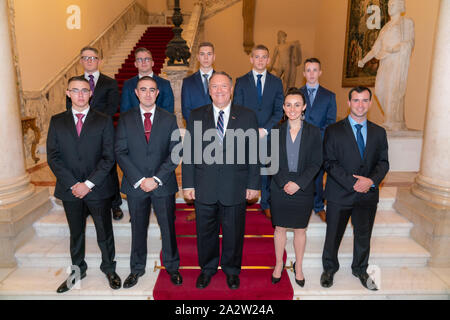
256, 74, 263, 104
88, 75, 95, 93
355, 124, 365, 159
308, 87, 316, 105
217, 110, 224, 142
203, 73, 209, 95
75, 113, 85, 137
144, 112, 152, 143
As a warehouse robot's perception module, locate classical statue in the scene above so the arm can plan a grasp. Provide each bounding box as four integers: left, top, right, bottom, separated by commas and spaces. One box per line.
268, 31, 302, 92
358, 0, 414, 131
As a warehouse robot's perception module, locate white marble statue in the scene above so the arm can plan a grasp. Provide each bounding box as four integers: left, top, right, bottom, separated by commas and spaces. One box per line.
358, 0, 414, 131
268, 31, 302, 92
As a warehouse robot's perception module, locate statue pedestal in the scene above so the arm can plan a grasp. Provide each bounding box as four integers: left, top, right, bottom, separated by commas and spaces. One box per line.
387, 130, 423, 172
0, 188, 51, 267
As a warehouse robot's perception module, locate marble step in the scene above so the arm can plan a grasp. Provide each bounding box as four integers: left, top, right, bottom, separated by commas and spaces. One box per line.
289, 267, 449, 300
34, 209, 413, 239
0, 266, 447, 300
15, 235, 429, 269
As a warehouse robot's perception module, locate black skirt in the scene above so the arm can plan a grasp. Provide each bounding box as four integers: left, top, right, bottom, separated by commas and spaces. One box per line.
270, 186, 314, 229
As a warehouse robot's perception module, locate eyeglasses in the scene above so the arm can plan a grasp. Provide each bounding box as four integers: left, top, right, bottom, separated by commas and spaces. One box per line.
138, 87, 157, 93
81, 56, 99, 62
136, 57, 152, 63
68, 88, 91, 94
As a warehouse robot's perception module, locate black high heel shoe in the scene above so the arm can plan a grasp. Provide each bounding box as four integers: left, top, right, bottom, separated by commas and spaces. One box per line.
271, 263, 285, 284
293, 262, 305, 287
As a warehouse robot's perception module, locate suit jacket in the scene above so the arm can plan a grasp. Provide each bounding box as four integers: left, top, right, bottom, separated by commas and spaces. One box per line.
181, 70, 213, 121
271, 121, 323, 195
300, 85, 337, 137
47, 109, 116, 201
323, 118, 389, 206
66, 73, 119, 116
115, 106, 179, 198
233, 71, 284, 132
182, 104, 261, 206
120, 75, 174, 113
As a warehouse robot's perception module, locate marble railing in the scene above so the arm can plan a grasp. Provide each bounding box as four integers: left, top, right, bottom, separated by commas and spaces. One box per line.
19, 1, 149, 164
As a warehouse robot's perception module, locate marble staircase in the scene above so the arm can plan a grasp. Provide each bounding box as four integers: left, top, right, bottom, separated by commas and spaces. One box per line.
1, 183, 448, 300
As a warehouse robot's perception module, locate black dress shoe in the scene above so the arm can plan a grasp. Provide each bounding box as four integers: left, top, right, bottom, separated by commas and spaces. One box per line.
106, 272, 122, 290
196, 273, 212, 289
56, 272, 86, 293
112, 207, 124, 220
353, 272, 378, 291
226, 274, 240, 290
320, 271, 334, 288
167, 270, 183, 286
123, 273, 142, 289
271, 263, 285, 284
293, 262, 305, 287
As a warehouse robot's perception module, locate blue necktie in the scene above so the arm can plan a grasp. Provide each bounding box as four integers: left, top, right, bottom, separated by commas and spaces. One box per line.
355, 124, 365, 159
217, 110, 224, 142
203, 73, 209, 95
256, 74, 263, 104
308, 88, 316, 105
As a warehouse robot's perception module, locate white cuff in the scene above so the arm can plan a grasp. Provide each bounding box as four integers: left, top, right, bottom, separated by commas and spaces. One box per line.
134, 177, 146, 189
153, 176, 163, 186
84, 180, 95, 189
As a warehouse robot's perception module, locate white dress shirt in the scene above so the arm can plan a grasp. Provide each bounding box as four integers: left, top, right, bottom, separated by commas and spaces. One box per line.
133, 105, 163, 189
71, 107, 95, 190
200, 69, 214, 82
139, 72, 154, 79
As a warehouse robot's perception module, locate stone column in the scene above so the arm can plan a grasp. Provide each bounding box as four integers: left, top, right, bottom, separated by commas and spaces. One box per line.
0, 0, 50, 267
163, 65, 189, 129
394, 0, 450, 267
0, 0, 34, 205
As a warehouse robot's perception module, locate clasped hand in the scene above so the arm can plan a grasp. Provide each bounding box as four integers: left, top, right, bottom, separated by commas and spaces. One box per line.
353, 175, 373, 193
140, 177, 159, 193
72, 182, 91, 199
284, 181, 300, 195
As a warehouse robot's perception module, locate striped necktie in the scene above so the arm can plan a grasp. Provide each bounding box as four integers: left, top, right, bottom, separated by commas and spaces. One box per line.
217, 110, 224, 142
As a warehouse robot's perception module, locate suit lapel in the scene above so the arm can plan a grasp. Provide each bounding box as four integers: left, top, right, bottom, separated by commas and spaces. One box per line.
90, 73, 105, 106
261, 73, 272, 102
147, 107, 161, 148
133, 107, 148, 147
297, 122, 308, 171
79, 110, 95, 139
194, 71, 207, 98
64, 110, 79, 141
364, 121, 375, 162
246, 72, 259, 102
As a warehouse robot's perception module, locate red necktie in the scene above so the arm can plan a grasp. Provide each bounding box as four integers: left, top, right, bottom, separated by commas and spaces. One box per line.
76, 113, 85, 137
144, 112, 152, 143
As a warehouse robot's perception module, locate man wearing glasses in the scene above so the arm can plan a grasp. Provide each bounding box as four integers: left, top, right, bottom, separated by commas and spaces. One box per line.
66, 46, 124, 221
120, 47, 174, 113
48, 76, 121, 293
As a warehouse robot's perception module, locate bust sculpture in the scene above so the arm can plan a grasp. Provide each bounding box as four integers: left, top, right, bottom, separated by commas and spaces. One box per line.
358, 0, 414, 131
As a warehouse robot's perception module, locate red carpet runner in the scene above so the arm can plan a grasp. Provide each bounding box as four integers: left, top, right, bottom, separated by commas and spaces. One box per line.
153, 204, 294, 300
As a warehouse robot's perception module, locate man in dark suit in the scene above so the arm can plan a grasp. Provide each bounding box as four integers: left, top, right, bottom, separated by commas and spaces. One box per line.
120, 47, 174, 113
48, 76, 121, 293
183, 72, 260, 290
115, 76, 182, 288
181, 41, 216, 221
233, 44, 284, 219
320, 86, 389, 291
66, 46, 124, 221
181, 41, 215, 121
300, 57, 337, 222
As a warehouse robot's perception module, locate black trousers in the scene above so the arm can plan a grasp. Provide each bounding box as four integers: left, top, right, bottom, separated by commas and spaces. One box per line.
111, 163, 123, 208
195, 200, 247, 276
62, 198, 116, 275
127, 194, 179, 275
322, 202, 377, 275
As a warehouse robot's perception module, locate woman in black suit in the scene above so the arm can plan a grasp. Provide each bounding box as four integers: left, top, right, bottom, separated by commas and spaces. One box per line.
270, 88, 323, 287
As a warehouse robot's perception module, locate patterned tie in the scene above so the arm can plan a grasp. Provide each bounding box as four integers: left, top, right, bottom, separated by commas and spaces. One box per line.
217, 110, 224, 142
256, 74, 263, 104
144, 112, 152, 143
75, 113, 85, 137
308, 88, 316, 105
355, 124, 365, 159
203, 73, 209, 95
88, 75, 95, 93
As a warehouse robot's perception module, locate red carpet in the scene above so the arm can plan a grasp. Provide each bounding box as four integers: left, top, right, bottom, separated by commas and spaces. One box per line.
153, 204, 294, 300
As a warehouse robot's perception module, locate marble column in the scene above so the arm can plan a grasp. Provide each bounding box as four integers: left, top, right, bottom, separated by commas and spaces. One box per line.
163, 65, 189, 129
394, 0, 450, 267
0, 0, 50, 267
0, 0, 34, 205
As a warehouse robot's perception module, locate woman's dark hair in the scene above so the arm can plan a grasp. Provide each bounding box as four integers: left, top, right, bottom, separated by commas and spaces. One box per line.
285, 87, 306, 106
